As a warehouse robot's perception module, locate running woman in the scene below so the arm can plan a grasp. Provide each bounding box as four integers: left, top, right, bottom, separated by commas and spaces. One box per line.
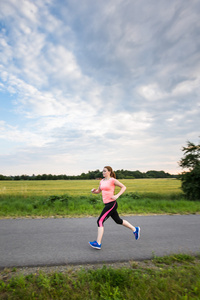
89, 166, 140, 249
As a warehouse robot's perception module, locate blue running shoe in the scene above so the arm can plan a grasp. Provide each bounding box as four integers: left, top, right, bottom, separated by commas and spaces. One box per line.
89, 241, 101, 250
133, 227, 140, 240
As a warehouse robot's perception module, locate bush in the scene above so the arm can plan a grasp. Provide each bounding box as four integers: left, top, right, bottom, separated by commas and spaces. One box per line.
179, 140, 200, 201
181, 166, 200, 200
43, 194, 70, 206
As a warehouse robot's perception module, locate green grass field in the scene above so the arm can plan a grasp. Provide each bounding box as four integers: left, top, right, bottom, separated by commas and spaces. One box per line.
0, 179, 200, 218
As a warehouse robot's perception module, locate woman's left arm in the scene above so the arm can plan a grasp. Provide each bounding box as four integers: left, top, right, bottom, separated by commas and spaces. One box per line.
111, 179, 126, 200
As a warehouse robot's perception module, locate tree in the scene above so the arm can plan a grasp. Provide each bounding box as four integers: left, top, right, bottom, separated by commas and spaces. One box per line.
179, 140, 200, 200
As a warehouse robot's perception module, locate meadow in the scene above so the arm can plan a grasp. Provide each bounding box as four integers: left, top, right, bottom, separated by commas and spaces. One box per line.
0, 179, 200, 218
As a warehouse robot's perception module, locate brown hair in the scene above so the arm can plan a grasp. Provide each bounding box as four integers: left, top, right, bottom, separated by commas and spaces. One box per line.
104, 166, 116, 179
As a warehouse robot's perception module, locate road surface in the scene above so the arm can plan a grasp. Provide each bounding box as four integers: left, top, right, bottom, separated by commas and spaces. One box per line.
0, 215, 200, 268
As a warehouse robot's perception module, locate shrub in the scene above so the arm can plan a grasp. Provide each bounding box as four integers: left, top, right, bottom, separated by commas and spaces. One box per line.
43, 194, 70, 206
181, 166, 200, 200
179, 140, 200, 201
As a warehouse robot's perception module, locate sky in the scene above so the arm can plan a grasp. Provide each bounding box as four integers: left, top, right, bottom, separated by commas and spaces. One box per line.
0, 0, 200, 176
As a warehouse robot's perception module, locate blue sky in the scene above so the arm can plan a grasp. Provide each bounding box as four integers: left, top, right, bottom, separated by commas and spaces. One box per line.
0, 0, 200, 176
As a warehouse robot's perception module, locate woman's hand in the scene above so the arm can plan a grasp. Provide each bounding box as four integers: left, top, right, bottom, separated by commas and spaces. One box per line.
91, 186, 101, 194
111, 195, 118, 201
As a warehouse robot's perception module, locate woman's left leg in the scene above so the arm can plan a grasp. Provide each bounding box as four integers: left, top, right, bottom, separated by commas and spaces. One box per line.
97, 227, 104, 245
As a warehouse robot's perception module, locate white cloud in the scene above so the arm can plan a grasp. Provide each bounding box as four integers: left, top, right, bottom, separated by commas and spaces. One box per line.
0, 0, 200, 175
0, 120, 52, 147
172, 77, 200, 96
137, 84, 168, 101
42, 44, 82, 81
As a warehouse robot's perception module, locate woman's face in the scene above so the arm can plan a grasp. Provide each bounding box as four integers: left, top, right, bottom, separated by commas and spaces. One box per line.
103, 168, 110, 178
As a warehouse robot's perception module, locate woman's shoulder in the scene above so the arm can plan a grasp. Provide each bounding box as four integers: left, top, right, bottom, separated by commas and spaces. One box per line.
110, 177, 116, 183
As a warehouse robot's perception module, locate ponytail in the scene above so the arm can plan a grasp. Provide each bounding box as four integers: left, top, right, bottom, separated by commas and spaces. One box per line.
104, 166, 116, 179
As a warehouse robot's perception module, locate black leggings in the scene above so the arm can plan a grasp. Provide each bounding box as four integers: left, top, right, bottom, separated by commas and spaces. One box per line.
97, 201, 123, 227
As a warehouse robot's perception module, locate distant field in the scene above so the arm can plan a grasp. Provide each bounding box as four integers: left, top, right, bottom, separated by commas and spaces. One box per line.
0, 178, 181, 197
1, 179, 200, 218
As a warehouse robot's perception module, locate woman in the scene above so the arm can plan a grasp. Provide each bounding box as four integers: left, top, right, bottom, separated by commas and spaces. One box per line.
89, 166, 140, 250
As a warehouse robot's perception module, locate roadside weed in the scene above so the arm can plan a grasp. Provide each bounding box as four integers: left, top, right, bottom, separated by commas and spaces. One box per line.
1, 255, 200, 299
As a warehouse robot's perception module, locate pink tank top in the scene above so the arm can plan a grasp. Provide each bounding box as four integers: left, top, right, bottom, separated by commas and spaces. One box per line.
100, 178, 116, 204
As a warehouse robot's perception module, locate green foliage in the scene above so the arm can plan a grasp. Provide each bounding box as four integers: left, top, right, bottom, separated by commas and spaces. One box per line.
179, 141, 200, 169
1, 255, 200, 299
181, 166, 200, 200
43, 194, 71, 206
125, 192, 141, 199
88, 195, 101, 205
152, 253, 195, 265
179, 140, 200, 200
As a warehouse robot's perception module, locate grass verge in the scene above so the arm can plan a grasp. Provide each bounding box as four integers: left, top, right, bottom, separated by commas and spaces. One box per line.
0, 254, 200, 299
0, 192, 200, 218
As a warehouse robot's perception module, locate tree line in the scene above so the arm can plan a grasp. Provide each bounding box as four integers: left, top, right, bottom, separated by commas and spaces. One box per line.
0, 169, 177, 181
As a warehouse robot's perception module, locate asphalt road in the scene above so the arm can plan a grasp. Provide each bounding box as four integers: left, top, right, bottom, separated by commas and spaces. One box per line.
0, 215, 200, 268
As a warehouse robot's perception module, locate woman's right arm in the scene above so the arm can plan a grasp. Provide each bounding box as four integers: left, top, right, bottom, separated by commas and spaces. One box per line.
91, 185, 101, 194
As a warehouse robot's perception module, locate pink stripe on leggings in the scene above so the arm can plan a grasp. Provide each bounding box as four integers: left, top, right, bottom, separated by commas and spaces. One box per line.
99, 202, 116, 227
